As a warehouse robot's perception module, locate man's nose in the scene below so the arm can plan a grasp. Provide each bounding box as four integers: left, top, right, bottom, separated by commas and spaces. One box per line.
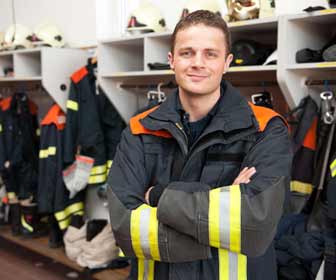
191, 52, 205, 67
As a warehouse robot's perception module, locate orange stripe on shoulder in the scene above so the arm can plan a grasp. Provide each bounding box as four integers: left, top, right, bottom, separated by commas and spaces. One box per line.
71, 67, 88, 84
302, 117, 317, 150
248, 102, 287, 132
41, 104, 66, 131
0, 97, 12, 111
130, 106, 172, 138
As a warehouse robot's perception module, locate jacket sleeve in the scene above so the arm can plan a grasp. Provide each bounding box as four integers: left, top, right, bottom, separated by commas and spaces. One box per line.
63, 82, 80, 164
157, 117, 293, 257
107, 127, 211, 263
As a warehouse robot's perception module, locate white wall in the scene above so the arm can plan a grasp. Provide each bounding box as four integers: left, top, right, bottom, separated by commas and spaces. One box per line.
0, 0, 97, 48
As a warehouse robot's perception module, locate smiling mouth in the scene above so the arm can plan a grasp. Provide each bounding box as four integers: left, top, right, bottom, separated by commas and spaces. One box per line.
187, 74, 208, 81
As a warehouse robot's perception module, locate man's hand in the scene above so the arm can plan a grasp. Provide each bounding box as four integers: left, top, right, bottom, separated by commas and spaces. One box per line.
233, 167, 256, 185
145, 186, 154, 204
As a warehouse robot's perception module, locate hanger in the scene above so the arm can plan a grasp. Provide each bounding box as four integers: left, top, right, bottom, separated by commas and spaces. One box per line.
147, 83, 166, 103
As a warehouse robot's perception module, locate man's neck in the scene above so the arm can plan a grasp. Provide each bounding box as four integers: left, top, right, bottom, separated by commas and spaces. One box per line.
179, 88, 221, 122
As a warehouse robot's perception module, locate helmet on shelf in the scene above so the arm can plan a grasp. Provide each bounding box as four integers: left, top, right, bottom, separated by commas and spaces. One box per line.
228, 0, 260, 21
127, 1, 166, 34
30, 23, 65, 48
3, 24, 33, 50
181, 0, 222, 18
0, 32, 5, 51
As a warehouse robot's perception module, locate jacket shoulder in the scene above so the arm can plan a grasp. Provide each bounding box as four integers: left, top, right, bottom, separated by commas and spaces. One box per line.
41, 105, 66, 130
130, 106, 172, 138
248, 102, 287, 132
0, 97, 12, 111
71, 66, 88, 84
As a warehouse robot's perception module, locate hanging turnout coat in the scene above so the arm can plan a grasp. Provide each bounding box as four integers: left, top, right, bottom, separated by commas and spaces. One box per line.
38, 104, 84, 230
107, 81, 293, 280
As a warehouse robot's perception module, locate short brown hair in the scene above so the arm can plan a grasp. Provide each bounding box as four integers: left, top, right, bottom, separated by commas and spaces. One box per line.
171, 10, 231, 56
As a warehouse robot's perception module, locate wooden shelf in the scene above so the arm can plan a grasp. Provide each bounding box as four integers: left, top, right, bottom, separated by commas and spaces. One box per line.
287, 62, 336, 70
288, 8, 336, 24
228, 65, 277, 72
0, 76, 43, 81
228, 17, 278, 31
0, 226, 129, 280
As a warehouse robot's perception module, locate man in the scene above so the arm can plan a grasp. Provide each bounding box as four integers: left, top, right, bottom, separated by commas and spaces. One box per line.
107, 10, 292, 280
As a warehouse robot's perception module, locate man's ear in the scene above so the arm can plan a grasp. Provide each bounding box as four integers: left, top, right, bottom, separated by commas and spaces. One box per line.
168, 52, 174, 71
223, 53, 233, 73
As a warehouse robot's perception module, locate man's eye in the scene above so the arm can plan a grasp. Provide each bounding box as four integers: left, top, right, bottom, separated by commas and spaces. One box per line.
180, 51, 191, 57
207, 52, 218, 58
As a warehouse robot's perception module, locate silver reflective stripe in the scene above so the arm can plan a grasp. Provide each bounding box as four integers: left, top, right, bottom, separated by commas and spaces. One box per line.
219, 187, 230, 248
139, 208, 152, 259
229, 252, 238, 280
143, 260, 150, 279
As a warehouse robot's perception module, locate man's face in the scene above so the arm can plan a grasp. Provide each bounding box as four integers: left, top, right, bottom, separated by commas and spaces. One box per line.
168, 24, 233, 97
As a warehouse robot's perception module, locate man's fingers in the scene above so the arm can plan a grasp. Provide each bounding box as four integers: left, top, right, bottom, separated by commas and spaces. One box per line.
233, 167, 256, 185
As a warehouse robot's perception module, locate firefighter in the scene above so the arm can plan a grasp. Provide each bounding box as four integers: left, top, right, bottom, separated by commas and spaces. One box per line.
107, 10, 292, 280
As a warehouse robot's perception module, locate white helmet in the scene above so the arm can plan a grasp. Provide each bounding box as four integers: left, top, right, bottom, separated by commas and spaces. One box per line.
228, 0, 260, 21
4, 24, 33, 50
0, 32, 4, 51
181, 0, 222, 18
263, 49, 277, 65
31, 23, 65, 48
127, 1, 166, 34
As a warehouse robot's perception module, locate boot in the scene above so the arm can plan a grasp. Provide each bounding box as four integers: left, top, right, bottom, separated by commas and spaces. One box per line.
21, 204, 48, 238
9, 203, 21, 236
86, 219, 107, 241
48, 215, 64, 248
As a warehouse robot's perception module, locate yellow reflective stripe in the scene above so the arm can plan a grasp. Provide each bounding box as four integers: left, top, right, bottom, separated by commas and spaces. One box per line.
36, 128, 40, 136
21, 215, 33, 232
130, 204, 160, 260
107, 160, 113, 168
55, 202, 84, 221
39, 146, 57, 158
148, 260, 155, 280
119, 248, 125, 257
230, 185, 241, 252
219, 249, 229, 280
91, 164, 107, 175
58, 217, 71, 230
331, 159, 336, 170
138, 259, 145, 280
131, 205, 146, 258
137, 259, 154, 280
39, 149, 49, 159
0, 124, 2, 132
333, 170, 336, 178
88, 174, 107, 184
209, 188, 221, 247
67, 100, 78, 111
48, 146, 56, 156
7, 192, 16, 200
290, 181, 313, 194
149, 207, 160, 261
330, 159, 336, 177
238, 254, 247, 280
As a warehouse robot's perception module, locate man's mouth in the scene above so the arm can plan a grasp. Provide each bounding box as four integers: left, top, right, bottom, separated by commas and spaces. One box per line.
187, 74, 208, 82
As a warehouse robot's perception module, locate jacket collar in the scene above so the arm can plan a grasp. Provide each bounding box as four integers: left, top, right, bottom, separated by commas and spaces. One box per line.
142, 80, 258, 134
